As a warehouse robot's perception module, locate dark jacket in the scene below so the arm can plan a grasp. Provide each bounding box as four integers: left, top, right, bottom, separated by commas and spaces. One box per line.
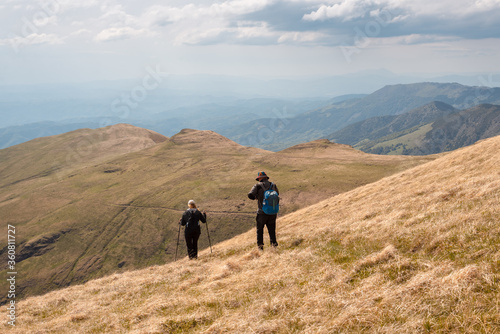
181, 208, 207, 230
248, 179, 279, 214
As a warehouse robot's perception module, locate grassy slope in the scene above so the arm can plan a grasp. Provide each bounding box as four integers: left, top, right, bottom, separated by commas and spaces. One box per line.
0, 123, 168, 209
328, 101, 456, 146
0, 128, 433, 303
7, 135, 500, 333
356, 104, 500, 155
356, 123, 433, 155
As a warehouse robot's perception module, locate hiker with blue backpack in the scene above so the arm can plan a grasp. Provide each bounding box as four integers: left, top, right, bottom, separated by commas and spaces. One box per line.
248, 171, 280, 250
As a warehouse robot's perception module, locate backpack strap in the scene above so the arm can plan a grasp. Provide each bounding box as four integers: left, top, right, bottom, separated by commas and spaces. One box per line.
259, 182, 273, 192
259, 183, 265, 192
186, 208, 196, 228
185, 209, 191, 228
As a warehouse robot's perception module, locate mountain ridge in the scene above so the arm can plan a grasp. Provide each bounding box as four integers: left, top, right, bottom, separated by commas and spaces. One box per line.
0, 124, 168, 191
327, 101, 458, 146
2, 82, 500, 152
356, 103, 500, 155
221, 82, 500, 151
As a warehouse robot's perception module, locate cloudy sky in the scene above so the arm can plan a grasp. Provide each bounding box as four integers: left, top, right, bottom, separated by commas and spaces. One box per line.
1, 0, 500, 84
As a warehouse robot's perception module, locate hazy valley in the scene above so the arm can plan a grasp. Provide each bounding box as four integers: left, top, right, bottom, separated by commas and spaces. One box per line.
3, 82, 500, 156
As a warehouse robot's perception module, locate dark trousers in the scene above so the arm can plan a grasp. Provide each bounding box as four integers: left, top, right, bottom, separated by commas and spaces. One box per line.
256, 213, 278, 248
184, 228, 200, 259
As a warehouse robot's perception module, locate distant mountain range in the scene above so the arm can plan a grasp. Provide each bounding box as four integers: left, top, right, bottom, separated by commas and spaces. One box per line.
1, 82, 500, 155
0, 98, 328, 149
220, 82, 500, 151
327, 102, 500, 155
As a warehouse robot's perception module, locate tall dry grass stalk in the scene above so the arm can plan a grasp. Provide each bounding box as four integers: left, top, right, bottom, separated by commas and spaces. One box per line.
4, 136, 500, 333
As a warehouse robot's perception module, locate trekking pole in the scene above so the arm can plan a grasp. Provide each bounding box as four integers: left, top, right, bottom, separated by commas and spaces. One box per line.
205, 216, 213, 254
175, 222, 181, 261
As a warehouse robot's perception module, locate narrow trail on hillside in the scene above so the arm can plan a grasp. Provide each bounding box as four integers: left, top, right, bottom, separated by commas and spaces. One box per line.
106, 203, 256, 216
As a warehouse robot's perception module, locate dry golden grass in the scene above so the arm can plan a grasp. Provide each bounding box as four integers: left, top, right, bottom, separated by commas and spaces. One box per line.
5, 135, 500, 333
1, 126, 432, 303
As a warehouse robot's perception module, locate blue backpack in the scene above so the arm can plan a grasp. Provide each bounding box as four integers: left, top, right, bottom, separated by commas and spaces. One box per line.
261, 183, 279, 215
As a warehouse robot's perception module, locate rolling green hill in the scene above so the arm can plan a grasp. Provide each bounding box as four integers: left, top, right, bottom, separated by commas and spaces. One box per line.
6, 133, 500, 333
0, 125, 434, 303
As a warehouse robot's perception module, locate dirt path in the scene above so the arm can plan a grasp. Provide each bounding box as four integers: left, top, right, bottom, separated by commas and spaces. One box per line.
107, 203, 255, 216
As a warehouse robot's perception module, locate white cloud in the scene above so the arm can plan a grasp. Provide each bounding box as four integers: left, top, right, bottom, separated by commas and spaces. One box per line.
95, 27, 152, 42
303, 0, 500, 22
28, 32, 63, 44
303, 0, 372, 21
139, 0, 277, 45
32, 14, 58, 27
83, 1, 277, 46
176, 27, 226, 45
175, 21, 276, 45
57, 0, 101, 11
234, 21, 274, 39
201, 0, 273, 18
475, 0, 500, 9
70, 21, 86, 27
70, 28, 92, 36
141, 0, 273, 26
277, 31, 328, 44
400, 0, 500, 17
0, 33, 63, 49
369, 34, 457, 46
140, 4, 197, 26
175, 18, 328, 46
98, 4, 138, 26
2, 0, 500, 51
